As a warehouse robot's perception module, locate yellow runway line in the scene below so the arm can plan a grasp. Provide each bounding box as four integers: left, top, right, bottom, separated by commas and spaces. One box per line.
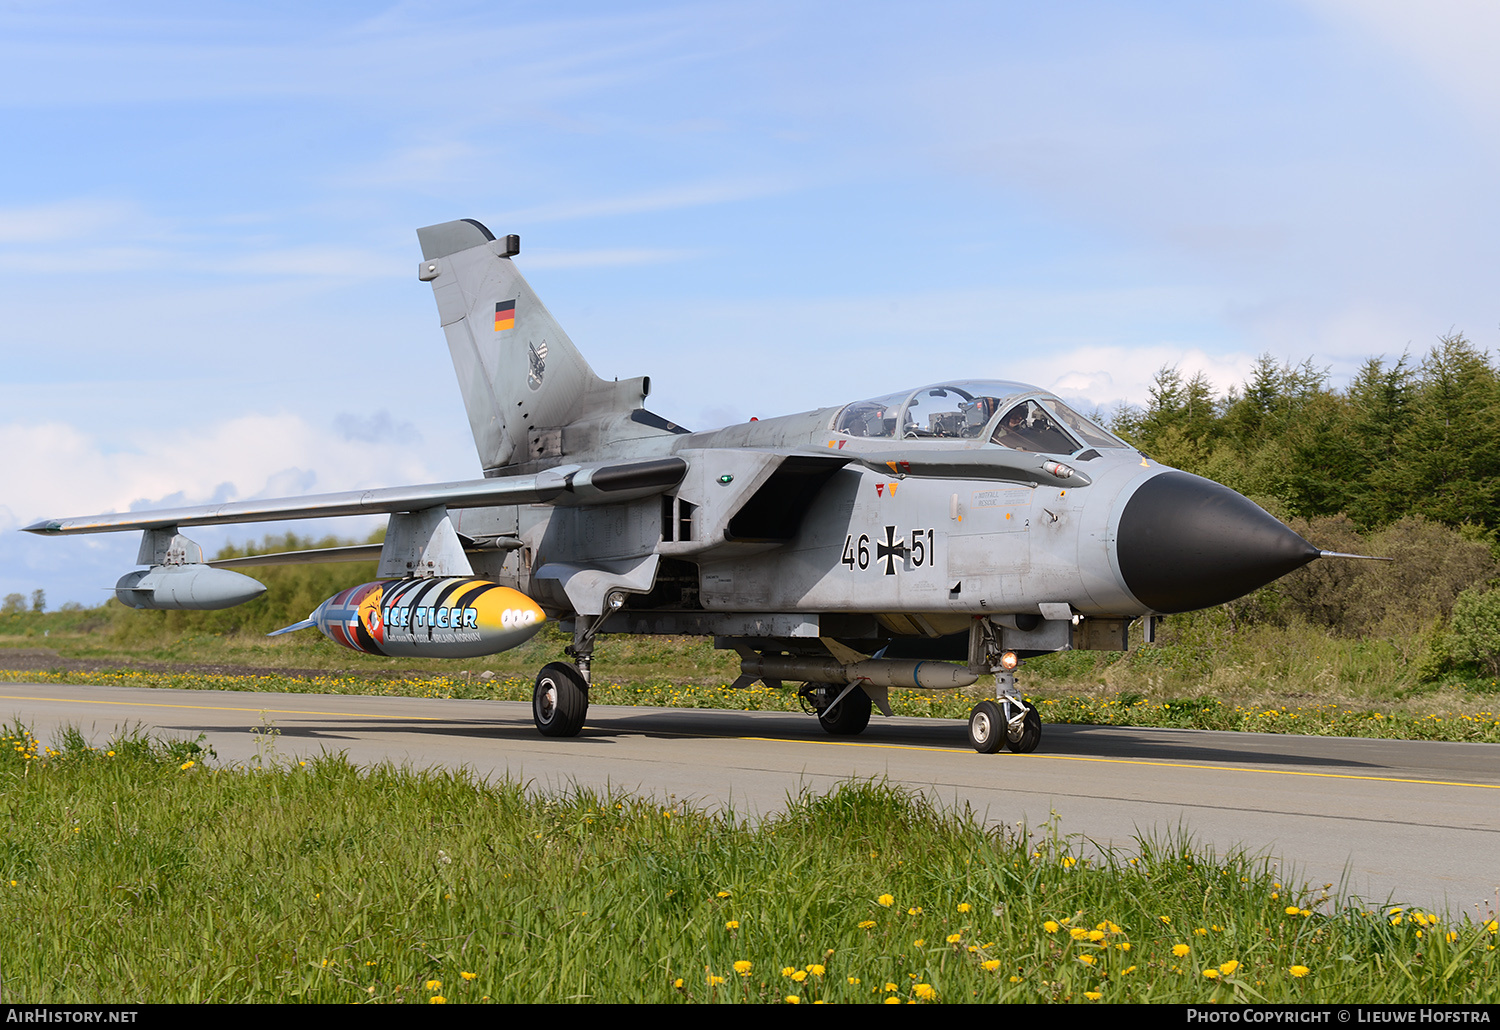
745, 736, 1500, 790
0, 693, 442, 722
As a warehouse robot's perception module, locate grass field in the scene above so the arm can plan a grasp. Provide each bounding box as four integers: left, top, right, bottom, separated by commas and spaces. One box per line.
4, 611, 1499, 1003
1, 723, 1495, 1005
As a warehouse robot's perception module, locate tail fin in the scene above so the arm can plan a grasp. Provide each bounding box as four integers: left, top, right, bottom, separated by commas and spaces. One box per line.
416, 219, 649, 474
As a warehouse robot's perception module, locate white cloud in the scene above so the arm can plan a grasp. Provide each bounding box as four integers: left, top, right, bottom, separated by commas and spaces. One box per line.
0, 199, 145, 244
0, 409, 465, 604
0, 412, 440, 529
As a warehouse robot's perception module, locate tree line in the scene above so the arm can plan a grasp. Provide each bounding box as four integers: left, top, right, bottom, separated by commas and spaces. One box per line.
1109, 333, 1500, 532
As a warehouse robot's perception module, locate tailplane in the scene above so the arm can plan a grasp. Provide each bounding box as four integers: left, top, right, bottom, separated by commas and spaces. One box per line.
416, 219, 648, 474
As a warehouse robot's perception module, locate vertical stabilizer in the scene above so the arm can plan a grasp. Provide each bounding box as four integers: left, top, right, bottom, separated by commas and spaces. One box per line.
416, 219, 648, 474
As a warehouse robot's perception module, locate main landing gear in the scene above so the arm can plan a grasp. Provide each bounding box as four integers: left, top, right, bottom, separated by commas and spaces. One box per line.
534, 661, 588, 737
799, 682, 874, 736
529, 595, 622, 738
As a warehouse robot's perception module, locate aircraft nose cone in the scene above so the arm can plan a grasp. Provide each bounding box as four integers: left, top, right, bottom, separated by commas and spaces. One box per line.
1116, 471, 1319, 613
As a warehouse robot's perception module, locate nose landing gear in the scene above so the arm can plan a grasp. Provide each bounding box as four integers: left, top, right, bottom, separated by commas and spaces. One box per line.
967, 687, 1041, 754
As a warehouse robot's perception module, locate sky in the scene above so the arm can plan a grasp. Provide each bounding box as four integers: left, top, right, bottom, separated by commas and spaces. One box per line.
3, 0, 1499, 606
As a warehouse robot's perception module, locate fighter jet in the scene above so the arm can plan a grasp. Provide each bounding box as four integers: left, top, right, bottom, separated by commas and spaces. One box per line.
26, 218, 1336, 753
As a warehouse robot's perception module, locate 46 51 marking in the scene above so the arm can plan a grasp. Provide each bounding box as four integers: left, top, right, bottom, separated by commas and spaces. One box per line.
842, 526, 935, 575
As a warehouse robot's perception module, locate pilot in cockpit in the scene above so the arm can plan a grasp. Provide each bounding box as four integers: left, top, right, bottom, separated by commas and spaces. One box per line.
992, 402, 1033, 448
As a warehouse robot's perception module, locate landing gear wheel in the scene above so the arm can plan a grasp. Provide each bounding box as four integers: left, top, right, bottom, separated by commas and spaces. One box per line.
968, 700, 1005, 754
816, 685, 873, 736
533, 661, 589, 737
1006, 706, 1042, 754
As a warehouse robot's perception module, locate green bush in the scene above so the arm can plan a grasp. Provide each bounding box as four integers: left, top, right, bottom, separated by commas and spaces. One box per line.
1447, 588, 1500, 677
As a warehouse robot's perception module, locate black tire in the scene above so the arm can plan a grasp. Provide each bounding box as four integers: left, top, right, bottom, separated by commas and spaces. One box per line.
968, 700, 1005, 754
1006, 706, 1042, 754
533, 662, 589, 737
817, 685, 873, 736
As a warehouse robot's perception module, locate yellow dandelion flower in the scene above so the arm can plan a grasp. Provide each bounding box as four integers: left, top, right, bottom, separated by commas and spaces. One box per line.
425, 979, 442, 991
707, 974, 725, 986
717, 890, 730, 898
1085, 991, 1102, 1000
847, 976, 861, 986
1087, 929, 1105, 942
858, 919, 876, 929
982, 959, 1001, 972
946, 933, 962, 944
913, 938, 925, 947
1289, 965, 1310, 978
884, 982, 898, 992
1219, 960, 1239, 976
1203, 969, 1219, 979
878, 894, 895, 907
429, 996, 446, 1004
725, 920, 739, 929
957, 902, 972, 913
791, 970, 807, 983
883, 996, 901, 1005
785, 996, 800, 1005
734, 961, 752, 976
1044, 920, 1060, 933
1172, 944, 1191, 958
1078, 954, 1096, 966
907, 906, 923, 915
673, 978, 684, 989
179, 760, 195, 771
1069, 927, 1090, 940
913, 983, 936, 1001
807, 964, 824, 976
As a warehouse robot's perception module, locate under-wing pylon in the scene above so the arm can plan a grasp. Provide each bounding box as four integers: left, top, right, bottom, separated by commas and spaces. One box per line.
28, 218, 1342, 753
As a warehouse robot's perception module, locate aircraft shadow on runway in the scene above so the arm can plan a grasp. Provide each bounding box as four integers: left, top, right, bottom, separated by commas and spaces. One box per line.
153, 702, 1408, 775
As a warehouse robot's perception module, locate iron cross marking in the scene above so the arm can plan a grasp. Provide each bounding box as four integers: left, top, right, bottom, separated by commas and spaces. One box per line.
877, 524, 908, 575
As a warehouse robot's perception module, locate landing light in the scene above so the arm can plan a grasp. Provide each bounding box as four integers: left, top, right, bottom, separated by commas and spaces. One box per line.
1000, 651, 1019, 672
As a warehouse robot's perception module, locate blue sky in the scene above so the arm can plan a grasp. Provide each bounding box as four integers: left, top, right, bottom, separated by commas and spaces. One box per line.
3, 0, 1499, 605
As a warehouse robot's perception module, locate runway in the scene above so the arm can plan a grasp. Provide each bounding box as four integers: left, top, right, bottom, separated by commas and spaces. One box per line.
4, 680, 1498, 919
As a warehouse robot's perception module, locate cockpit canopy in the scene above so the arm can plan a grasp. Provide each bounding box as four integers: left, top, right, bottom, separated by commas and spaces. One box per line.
831, 380, 1129, 456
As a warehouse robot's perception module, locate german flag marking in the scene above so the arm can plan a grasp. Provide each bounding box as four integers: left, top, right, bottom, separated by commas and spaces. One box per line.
494, 299, 516, 331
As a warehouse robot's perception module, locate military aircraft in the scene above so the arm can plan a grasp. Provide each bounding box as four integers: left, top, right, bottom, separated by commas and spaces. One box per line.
26, 218, 1337, 754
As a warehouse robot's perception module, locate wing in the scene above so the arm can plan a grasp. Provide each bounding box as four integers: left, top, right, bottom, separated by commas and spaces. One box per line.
23, 457, 687, 536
